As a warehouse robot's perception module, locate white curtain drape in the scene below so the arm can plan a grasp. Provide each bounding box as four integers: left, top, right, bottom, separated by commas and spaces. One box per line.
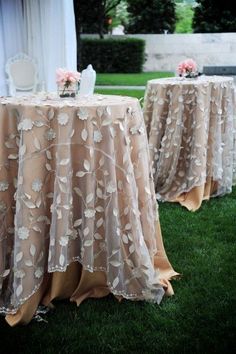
23, 0, 77, 91
0, 0, 77, 95
0, 0, 25, 95
0, 6, 6, 95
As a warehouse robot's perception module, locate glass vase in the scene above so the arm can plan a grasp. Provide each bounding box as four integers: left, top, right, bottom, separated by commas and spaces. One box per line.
57, 82, 78, 98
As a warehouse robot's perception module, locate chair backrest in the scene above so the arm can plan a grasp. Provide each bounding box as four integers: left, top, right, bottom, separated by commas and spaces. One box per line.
5, 53, 38, 96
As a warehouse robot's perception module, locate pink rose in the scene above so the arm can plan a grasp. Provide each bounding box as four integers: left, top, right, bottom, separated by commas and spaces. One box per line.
184, 58, 197, 72
177, 62, 187, 75
56, 68, 80, 85
177, 59, 197, 76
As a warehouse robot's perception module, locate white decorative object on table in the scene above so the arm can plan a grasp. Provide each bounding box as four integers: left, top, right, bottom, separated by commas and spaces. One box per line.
79, 64, 96, 96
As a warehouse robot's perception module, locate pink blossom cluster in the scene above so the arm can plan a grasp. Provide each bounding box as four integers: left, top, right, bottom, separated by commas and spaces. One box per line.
56, 68, 81, 85
177, 59, 197, 76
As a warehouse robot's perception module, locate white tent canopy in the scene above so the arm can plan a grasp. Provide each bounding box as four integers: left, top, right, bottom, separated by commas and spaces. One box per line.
0, 0, 77, 95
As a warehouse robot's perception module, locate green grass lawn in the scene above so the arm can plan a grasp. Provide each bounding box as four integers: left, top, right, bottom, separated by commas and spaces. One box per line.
1, 187, 236, 354
96, 72, 174, 86
95, 88, 145, 100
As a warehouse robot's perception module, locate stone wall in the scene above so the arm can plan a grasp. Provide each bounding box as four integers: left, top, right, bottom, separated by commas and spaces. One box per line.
82, 33, 236, 72
125, 33, 236, 72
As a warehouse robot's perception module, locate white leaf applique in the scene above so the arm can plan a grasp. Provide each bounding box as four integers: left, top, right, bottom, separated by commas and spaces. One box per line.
34, 137, 41, 150
112, 277, 119, 288
129, 244, 135, 254
76, 171, 86, 177
23, 200, 36, 209
94, 233, 102, 240
84, 160, 90, 171
110, 260, 121, 267
96, 206, 104, 212
74, 187, 83, 197
59, 255, 65, 266
25, 260, 33, 267
2, 269, 10, 277
96, 106, 104, 118
81, 129, 88, 141
18, 118, 33, 131
96, 218, 103, 228
16, 251, 23, 262
84, 240, 93, 247
30, 244, 36, 256
16, 285, 23, 297
96, 188, 103, 199
74, 219, 82, 227
60, 158, 70, 166
48, 108, 54, 120
8, 154, 18, 160
45, 163, 52, 171
86, 193, 94, 204
122, 234, 129, 244
101, 118, 112, 126
83, 227, 90, 236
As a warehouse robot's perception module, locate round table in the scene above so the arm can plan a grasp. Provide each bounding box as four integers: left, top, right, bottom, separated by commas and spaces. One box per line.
0, 94, 178, 325
143, 76, 236, 211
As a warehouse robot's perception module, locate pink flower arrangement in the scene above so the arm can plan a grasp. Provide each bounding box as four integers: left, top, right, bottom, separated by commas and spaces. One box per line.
56, 68, 81, 85
177, 59, 198, 78
56, 68, 81, 97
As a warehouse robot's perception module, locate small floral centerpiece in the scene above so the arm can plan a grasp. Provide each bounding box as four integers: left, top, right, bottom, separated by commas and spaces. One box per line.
56, 68, 81, 98
177, 58, 199, 78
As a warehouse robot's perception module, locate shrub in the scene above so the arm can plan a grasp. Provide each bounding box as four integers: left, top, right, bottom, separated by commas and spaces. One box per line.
80, 38, 145, 73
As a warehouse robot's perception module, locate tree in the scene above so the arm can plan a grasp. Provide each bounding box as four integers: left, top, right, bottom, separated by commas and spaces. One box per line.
74, 0, 122, 38
175, 2, 194, 33
126, 0, 176, 34
192, 0, 236, 33
109, 0, 129, 29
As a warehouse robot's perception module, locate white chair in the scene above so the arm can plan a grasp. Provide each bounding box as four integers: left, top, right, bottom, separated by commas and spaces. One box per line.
5, 53, 39, 96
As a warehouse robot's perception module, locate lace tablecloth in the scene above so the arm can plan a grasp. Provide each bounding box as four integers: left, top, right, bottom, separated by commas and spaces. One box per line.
0, 94, 178, 325
143, 76, 236, 210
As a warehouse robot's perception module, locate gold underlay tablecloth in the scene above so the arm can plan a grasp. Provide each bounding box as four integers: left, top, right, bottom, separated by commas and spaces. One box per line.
174, 178, 218, 211
0, 94, 179, 326
6, 223, 178, 326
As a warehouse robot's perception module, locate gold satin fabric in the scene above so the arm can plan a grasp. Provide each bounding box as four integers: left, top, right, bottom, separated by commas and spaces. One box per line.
6, 221, 178, 326
174, 178, 218, 211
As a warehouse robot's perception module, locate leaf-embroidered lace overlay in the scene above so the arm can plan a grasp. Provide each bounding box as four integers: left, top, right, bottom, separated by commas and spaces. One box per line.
0, 94, 176, 315
143, 76, 236, 201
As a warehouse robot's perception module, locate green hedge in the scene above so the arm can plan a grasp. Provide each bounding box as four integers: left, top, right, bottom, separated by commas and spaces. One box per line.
80, 38, 145, 73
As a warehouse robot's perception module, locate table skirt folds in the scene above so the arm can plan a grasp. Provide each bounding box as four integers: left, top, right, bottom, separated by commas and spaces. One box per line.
6, 222, 178, 326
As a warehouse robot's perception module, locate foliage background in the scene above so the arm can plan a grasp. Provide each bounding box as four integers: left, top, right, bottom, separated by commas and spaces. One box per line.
193, 0, 236, 33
